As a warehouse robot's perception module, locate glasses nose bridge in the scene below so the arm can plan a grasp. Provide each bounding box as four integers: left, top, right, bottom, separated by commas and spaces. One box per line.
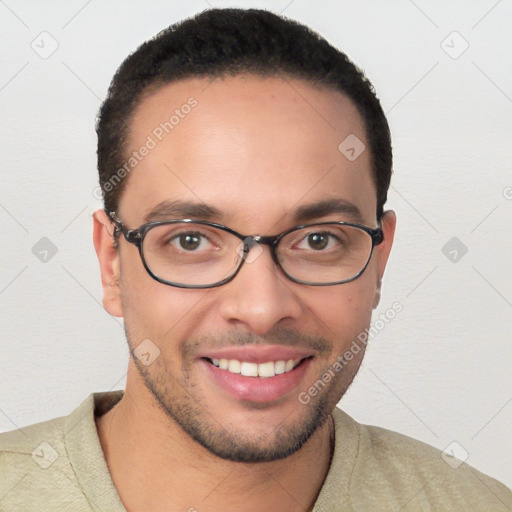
236, 233, 281, 265
235, 233, 283, 279
244, 234, 281, 260
251, 234, 280, 247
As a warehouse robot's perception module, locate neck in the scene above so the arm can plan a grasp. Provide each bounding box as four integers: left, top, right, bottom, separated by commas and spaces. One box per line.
96, 363, 334, 512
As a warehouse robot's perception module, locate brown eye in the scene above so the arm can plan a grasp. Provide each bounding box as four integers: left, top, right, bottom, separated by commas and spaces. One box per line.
177, 233, 201, 251
307, 233, 329, 250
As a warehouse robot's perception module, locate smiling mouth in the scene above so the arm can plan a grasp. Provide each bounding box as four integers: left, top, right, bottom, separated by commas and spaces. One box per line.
203, 356, 313, 378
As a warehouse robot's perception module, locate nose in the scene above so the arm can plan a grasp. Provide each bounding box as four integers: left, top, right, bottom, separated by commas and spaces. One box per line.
217, 243, 303, 335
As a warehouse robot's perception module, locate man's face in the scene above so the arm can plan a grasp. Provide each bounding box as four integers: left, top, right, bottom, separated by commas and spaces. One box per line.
95, 75, 395, 462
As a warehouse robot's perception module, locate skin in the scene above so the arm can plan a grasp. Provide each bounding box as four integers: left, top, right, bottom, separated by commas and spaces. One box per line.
93, 74, 396, 512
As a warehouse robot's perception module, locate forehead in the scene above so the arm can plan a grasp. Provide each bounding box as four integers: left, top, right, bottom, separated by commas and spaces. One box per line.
120, 74, 376, 230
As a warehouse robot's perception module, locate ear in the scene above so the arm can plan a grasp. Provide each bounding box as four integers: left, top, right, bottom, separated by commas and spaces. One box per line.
372, 210, 396, 309
93, 209, 123, 318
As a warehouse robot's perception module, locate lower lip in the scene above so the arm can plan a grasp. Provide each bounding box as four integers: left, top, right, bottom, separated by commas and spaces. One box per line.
201, 358, 313, 403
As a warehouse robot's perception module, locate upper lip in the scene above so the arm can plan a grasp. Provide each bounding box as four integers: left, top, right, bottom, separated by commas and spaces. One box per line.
198, 345, 314, 364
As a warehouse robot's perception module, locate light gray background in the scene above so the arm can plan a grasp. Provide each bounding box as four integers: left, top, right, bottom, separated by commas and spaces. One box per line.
1, 0, 511, 489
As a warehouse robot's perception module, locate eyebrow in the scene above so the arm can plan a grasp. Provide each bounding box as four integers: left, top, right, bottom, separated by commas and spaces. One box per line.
144, 200, 223, 223
143, 197, 364, 225
291, 198, 364, 224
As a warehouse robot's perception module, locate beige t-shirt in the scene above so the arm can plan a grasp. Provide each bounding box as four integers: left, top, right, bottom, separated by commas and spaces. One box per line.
0, 391, 510, 511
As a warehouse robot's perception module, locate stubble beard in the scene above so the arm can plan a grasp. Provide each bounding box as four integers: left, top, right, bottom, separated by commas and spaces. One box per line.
128, 332, 364, 463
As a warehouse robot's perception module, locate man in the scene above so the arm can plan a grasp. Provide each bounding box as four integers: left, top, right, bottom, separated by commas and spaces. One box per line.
1, 7, 510, 511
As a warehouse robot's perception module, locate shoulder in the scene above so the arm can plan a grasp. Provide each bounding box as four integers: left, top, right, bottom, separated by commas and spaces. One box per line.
0, 412, 66, 452
0, 412, 68, 470
0, 393, 114, 511
0, 415, 67, 475
331, 408, 511, 510
0, 415, 87, 510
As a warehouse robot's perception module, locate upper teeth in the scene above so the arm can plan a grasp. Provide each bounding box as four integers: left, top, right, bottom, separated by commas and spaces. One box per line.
210, 358, 301, 378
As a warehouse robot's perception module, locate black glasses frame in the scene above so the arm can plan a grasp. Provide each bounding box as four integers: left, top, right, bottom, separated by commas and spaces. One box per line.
105, 209, 384, 289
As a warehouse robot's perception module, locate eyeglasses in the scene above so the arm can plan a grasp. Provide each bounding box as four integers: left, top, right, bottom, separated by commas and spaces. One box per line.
105, 209, 384, 289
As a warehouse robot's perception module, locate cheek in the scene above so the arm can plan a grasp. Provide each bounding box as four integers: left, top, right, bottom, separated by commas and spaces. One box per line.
118, 248, 209, 346
307, 276, 376, 352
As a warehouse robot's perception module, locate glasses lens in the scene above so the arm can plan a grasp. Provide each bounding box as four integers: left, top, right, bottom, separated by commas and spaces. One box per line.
277, 224, 373, 284
142, 222, 242, 286
141, 222, 374, 287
